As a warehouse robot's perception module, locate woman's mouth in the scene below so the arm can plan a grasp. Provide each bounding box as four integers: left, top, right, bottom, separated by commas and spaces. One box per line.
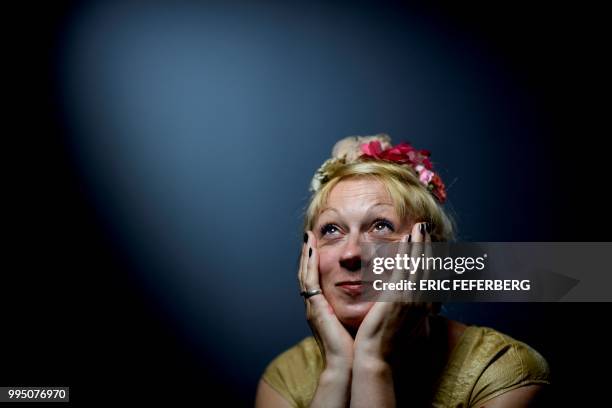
335, 280, 370, 296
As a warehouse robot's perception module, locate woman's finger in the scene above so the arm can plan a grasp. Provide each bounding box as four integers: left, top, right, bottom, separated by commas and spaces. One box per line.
298, 231, 310, 293
408, 222, 426, 285
391, 233, 411, 280
423, 224, 432, 282
304, 234, 332, 308
394, 233, 412, 303
421, 223, 433, 306
304, 231, 320, 291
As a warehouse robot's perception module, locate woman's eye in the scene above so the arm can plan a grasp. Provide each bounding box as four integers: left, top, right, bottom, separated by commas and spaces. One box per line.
321, 224, 339, 236
320, 219, 394, 236
373, 219, 394, 233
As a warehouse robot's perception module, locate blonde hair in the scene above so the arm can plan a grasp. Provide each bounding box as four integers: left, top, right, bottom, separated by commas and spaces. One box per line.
303, 156, 456, 242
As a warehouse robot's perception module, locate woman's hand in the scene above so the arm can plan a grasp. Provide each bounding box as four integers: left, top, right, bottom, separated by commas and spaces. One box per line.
300, 231, 354, 408
300, 231, 354, 371
349, 222, 434, 407
353, 222, 433, 364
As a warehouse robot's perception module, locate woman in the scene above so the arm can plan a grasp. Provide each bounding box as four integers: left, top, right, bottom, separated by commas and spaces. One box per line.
256, 134, 550, 407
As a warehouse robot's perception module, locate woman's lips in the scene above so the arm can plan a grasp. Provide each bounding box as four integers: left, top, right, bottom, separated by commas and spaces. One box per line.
335, 280, 370, 296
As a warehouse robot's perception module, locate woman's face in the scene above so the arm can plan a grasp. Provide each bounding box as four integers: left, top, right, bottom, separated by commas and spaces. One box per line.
313, 178, 414, 330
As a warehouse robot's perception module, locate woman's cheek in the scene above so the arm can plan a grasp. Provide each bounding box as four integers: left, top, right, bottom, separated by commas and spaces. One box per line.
317, 248, 335, 286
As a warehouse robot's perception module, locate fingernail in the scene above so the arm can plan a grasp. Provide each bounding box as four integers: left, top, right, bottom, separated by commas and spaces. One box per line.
309, 247, 312, 258
408, 234, 411, 242
420, 223, 426, 235
303, 232, 308, 243
426, 222, 432, 234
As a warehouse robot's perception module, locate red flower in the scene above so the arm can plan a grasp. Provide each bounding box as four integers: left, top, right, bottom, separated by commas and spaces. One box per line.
360, 140, 385, 157
431, 174, 447, 203
360, 140, 447, 204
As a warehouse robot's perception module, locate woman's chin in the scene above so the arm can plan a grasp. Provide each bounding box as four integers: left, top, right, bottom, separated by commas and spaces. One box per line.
335, 301, 374, 330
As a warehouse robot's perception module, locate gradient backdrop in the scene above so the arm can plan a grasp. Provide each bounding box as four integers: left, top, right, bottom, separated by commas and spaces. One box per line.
4, 0, 609, 405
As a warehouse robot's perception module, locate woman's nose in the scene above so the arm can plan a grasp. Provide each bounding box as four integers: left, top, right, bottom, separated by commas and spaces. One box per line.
340, 256, 362, 272
339, 234, 362, 272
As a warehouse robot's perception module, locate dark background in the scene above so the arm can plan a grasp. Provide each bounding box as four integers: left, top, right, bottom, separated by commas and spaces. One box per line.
4, 0, 610, 405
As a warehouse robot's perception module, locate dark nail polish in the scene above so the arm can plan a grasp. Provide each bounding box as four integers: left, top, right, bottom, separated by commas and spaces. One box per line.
408, 234, 412, 242
420, 223, 426, 235
303, 233, 308, 243
308, 247, 312, 258
426, 222, 432, 234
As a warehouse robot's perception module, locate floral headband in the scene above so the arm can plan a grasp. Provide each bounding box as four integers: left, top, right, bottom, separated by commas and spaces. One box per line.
309, 134, 447, 204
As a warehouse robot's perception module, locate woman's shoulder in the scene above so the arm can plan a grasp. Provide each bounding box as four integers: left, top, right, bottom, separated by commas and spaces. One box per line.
444, 324, 551, 406
264, 336, 322, 372
464, 325, 551, 379
261, 337, 323, 407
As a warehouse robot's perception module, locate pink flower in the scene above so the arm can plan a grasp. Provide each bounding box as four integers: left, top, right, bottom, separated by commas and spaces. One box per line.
359, 140, 447, 204
415, 165, 434, 185
334, 135, 392, 162
360, 140, 385, 157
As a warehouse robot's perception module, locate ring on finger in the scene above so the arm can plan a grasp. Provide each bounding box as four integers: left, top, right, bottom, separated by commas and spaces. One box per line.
300, 288, 322, 298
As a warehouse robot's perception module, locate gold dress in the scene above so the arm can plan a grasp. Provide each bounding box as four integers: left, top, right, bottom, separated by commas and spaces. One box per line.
262, 322, 551, 407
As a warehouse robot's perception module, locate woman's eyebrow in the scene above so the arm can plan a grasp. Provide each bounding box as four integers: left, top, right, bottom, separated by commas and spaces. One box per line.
369, 202, 394, 209
364, 203, 396, 218
364, 202, 394, 213
320, 202, 394, 217
319, 207, 339, 216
